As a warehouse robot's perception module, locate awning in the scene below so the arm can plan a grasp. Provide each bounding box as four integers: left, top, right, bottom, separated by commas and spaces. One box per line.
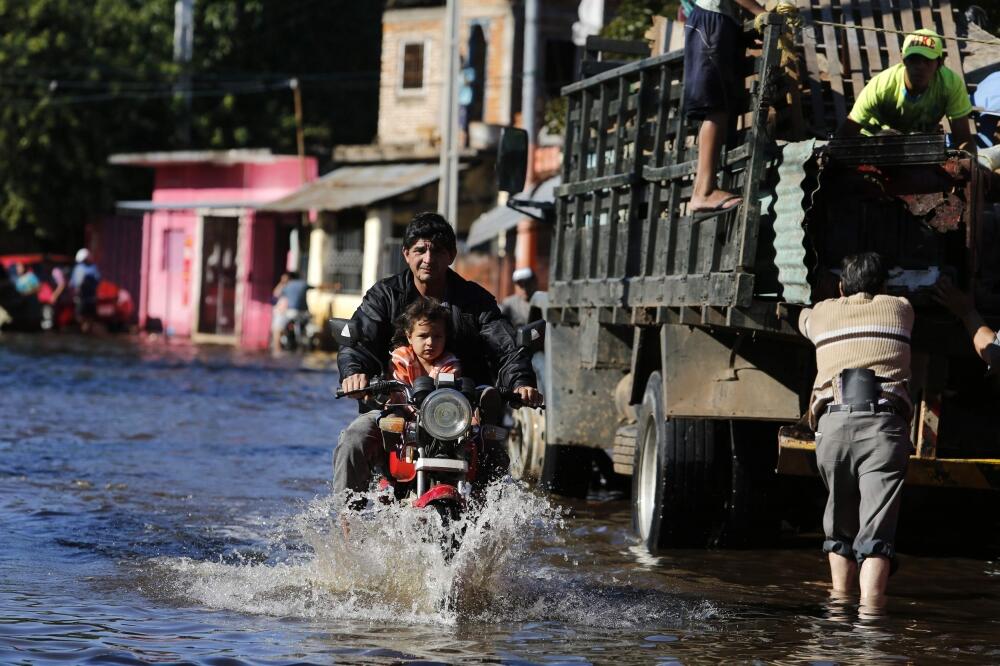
466, 176, 559, 248
262, 163, 445, 213
115, 200, 265, 212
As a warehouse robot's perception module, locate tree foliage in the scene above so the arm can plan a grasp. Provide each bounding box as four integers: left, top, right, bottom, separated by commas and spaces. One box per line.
601, 0, 681, 41
0, 0, 381, 250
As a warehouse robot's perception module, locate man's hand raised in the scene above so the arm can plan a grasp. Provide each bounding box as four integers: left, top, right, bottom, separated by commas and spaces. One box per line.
514, 385, 544, 408
341, 373, 369, 398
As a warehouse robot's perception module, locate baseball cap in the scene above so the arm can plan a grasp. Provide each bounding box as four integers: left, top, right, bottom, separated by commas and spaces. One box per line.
512, 267, 535, 283
902, 29, 944, 61
75, 248, 91, 263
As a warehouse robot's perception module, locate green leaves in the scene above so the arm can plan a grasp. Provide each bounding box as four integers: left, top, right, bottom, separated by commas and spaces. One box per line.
601, 0, 680, 41
0, 0, 381, 250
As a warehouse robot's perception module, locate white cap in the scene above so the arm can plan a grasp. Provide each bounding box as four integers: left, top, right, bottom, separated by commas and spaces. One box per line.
75, 248, 91, 263
512, 267, 534, 283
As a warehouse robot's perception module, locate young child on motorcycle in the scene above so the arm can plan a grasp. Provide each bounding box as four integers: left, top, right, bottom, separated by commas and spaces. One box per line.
390, 297, 461, 384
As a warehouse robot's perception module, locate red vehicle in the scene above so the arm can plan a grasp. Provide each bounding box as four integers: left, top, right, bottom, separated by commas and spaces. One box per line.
331, 318, 527, 555
0, 254, 133, 332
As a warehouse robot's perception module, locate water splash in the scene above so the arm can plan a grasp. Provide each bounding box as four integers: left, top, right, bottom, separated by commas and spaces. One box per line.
149, 481, 565, 624
147, 481, 722, 628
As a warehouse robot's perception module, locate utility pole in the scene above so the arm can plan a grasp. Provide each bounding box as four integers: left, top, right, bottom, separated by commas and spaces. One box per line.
290, 78, 309, 276
173, 0, 194, 146
522, 0, 538, 186
290, 78, 306, 185
437, 0, 460, 228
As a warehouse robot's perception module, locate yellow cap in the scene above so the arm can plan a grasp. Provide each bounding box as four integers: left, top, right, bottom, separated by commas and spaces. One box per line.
902, 29, 944, 60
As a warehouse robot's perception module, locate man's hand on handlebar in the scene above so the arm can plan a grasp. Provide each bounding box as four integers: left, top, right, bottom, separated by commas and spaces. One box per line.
514, 385, 544, 408
341, 373, 369, 397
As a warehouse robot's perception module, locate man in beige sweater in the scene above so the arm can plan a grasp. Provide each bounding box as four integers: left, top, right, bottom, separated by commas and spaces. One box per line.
798, 252, 914, 607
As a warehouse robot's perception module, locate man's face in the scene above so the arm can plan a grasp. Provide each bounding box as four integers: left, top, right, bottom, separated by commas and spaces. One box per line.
402, 238, 455, 285
903, 55, 940, 92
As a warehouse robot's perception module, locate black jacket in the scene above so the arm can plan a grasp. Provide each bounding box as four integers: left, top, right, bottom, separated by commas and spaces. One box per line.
338, 269, 536, 390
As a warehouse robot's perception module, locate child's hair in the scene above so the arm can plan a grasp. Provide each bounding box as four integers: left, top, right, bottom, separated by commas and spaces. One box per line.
391, 297, 452, 348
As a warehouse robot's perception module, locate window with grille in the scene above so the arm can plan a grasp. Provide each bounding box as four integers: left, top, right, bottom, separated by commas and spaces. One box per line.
323, 212, 365, 294
401, 42, 425, 90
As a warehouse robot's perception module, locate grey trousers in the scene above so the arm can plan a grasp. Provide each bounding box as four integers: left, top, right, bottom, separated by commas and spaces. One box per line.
816, 409, 910, 562
332, 411, 386, 497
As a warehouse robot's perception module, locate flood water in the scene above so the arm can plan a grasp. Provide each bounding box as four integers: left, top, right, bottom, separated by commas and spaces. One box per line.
2, 333, 1000, 665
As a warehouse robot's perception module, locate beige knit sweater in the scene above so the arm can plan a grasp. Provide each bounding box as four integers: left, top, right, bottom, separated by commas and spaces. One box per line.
798, 293, 914, 424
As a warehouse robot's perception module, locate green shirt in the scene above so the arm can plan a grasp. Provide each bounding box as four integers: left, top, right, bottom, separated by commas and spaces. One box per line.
848, 63, 972, 135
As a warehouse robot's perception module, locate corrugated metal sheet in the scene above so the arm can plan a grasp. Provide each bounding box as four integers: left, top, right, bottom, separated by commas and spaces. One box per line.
771, 139, 817, 304
262, 163, 443, 213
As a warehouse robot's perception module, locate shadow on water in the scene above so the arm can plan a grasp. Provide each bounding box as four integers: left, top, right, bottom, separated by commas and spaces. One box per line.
2, 334, 1000, 664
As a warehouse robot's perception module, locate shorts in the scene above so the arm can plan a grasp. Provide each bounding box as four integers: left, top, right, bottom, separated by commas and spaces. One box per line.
816, 408, 911, 562
682, 6, 742, 120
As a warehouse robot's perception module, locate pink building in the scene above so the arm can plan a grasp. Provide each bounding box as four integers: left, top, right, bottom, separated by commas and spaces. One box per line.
110, 150, 318, 349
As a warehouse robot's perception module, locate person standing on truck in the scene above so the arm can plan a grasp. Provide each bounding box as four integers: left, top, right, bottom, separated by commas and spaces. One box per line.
797, 252, 913, 607
334, 212, 543, 502
683, 0, 764, 214
837, 29, 975, 152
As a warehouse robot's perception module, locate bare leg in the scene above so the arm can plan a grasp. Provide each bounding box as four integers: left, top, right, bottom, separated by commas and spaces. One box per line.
859, 555, 891, 607
690, 111, 741, 212
829, 552, 858, 594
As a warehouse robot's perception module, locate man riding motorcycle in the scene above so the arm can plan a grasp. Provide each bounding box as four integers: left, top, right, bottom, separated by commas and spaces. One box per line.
334, 212, 543, 502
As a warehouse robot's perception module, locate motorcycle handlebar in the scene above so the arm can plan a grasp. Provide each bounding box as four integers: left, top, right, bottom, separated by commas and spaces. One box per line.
500, 390, 545, 411
334, 378, 406, 399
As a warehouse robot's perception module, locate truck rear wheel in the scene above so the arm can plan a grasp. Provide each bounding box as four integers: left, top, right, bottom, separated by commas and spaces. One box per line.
631, 372, 729, 550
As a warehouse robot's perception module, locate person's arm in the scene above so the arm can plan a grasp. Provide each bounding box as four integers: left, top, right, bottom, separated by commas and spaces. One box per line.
477, 300, 543, 406
734, 0, 764, 16
272, 275, 287, 299
797, 307, 814, 341
836, 118, 864, 138
949, 115, 976, 154
931, 277, 996, 364
337, 283, 393, 393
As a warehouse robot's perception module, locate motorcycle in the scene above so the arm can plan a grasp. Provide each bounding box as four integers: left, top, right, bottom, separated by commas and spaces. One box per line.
331, 318, 543, 536
279, 311, 318, 351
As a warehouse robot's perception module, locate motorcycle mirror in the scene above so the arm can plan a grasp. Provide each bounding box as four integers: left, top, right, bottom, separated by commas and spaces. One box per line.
329, 317, 356, 347
497, 127, 528, 194
516, 320, 545, 352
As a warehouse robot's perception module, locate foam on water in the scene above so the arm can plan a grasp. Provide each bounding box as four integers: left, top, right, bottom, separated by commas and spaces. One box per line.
147, 481, 722, 628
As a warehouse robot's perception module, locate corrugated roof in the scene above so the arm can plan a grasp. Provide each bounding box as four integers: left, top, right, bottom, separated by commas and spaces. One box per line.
109, 149, 284, 166
262, 163, 444, 213
466, 176, 559, 248
115, 200, 267, 212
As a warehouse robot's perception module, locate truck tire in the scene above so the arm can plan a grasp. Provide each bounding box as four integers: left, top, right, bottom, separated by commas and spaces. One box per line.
540, 444, 592, 498
508, 405, 545, 481
508, 362, 547, 482
631, 371, 729, 550
721, 421, 781, 547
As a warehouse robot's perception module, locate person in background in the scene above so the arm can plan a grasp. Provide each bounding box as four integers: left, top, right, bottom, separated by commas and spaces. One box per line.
14, 263, 40, 296
932, 276, 999, 373
683, 0, 764, 214
70, 249, 101, 331
837, 29, 975, 152
798, 252, 913, 608
500, 267, 538, 328
270, 270, 310, 352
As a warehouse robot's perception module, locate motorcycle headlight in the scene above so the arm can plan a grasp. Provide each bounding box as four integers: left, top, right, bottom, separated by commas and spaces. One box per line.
420, 388, 472, 440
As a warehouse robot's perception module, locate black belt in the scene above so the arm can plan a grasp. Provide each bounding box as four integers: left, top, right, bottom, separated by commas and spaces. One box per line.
826, 402, 896, 415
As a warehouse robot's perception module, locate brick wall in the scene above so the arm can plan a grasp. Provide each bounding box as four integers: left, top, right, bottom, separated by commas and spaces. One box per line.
378, 1, 515, 147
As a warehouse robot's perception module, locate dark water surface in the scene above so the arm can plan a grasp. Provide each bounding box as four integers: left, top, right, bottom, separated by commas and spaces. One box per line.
2, 334, 1000, 665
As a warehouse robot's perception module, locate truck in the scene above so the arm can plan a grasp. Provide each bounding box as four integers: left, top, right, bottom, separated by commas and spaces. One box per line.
497, 8, 1000, 551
